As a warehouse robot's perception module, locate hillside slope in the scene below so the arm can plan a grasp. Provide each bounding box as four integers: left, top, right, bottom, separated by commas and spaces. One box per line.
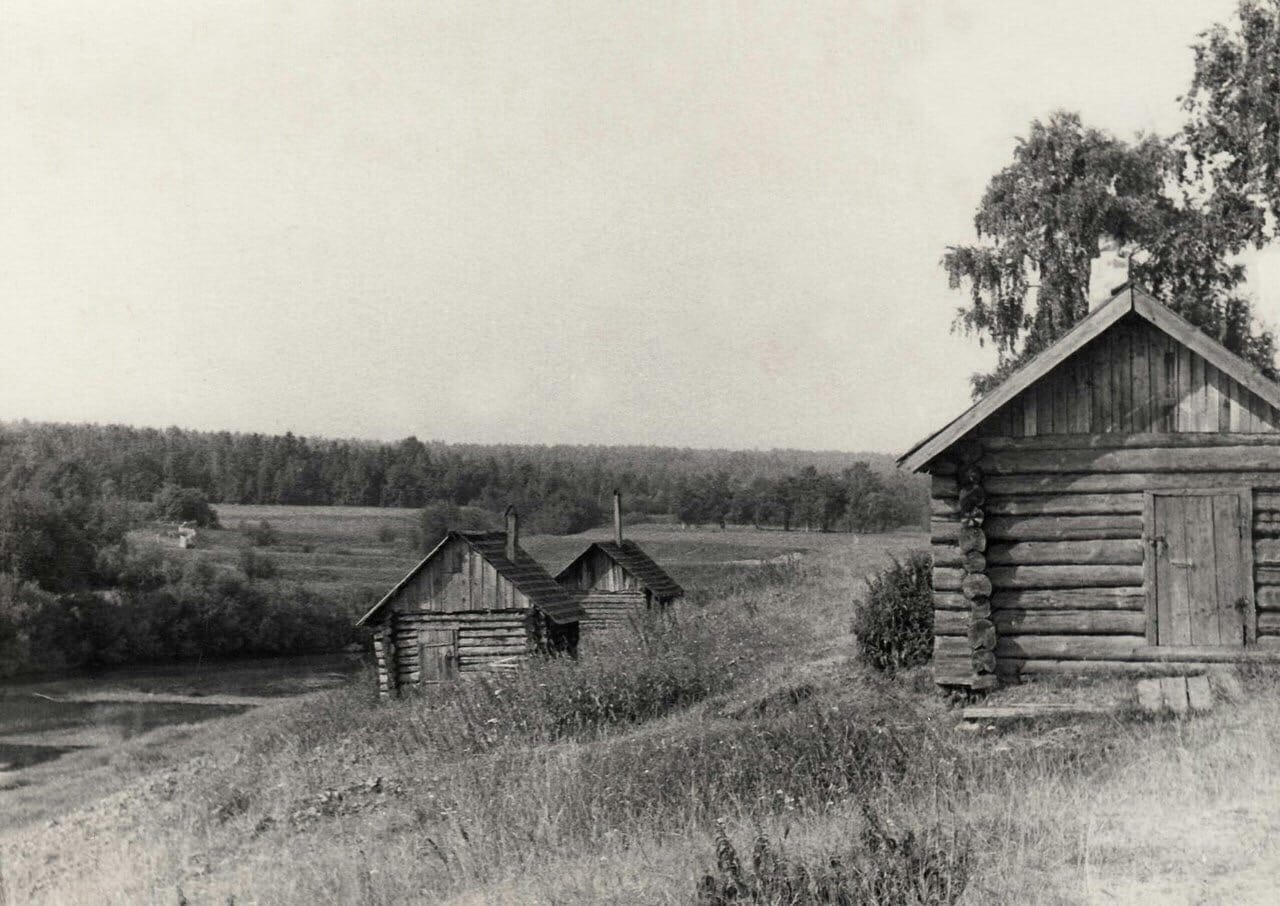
4, 534, 1280, 904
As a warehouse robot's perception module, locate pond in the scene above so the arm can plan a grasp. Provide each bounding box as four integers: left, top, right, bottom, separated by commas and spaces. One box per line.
0, 653, 365, 778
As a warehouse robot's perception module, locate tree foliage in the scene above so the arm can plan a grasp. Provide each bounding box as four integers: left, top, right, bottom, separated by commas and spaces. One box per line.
1182, 0, 1280, 250
150, 484, 220, 527
946, 98, 1278, 395
677, 463, 924, 533
945, 114, 1167, 372
0, 421, 923, 536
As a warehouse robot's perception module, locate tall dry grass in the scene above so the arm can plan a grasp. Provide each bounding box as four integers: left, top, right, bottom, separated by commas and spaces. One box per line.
8, 538, 1280, 904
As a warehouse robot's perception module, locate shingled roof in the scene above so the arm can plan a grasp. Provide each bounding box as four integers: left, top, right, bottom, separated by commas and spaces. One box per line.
357, 530, 585, 626
556, 540, 684, 599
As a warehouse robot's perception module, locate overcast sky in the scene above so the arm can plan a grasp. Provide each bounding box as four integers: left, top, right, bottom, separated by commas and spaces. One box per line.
4, 0, 1274, 453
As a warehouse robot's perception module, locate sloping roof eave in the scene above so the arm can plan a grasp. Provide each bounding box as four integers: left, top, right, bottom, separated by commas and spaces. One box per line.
896, 285, 1280, 473
357, 531, 585, 627
557, 541, 684, 598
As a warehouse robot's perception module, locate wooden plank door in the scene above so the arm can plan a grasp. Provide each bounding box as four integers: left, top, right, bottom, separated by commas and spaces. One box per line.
1147, 490, 1252, 646
419, 627, 459, 681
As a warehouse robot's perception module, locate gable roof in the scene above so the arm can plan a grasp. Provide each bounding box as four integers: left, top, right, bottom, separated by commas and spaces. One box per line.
357, 531, 585, 627
897, 284, 1280, 473
556, 540, 685, 599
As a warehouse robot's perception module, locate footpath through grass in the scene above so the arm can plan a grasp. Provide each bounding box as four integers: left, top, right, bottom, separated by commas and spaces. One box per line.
4, 532, 1280, 904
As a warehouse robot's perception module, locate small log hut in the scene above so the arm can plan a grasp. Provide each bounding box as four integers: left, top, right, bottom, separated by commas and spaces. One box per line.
356, 507, 585, 696
556, 492, 684, 629
899, 284, 1280, 689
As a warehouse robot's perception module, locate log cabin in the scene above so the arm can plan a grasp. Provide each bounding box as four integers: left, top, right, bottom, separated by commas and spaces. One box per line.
356, 507, 585, 696
556, 492, 684, 630
899, 284, 1280, 689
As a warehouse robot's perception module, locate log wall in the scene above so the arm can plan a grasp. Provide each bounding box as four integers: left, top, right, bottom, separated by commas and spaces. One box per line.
577, 590, 650, 630
931, 432, 1280, 684
374, 611, 533, 691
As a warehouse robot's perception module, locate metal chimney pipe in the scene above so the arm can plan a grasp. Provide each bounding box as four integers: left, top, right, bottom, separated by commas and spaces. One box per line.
505, 505, 518, 561
613, 489, 623, 546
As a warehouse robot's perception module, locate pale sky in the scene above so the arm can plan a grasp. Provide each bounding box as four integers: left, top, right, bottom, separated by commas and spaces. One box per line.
3, 0, 1275, 454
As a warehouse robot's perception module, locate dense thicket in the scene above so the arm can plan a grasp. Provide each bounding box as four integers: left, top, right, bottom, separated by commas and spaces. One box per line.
0, 421, 924, 534
674, 463, 923, 532
0, 428, 361, 676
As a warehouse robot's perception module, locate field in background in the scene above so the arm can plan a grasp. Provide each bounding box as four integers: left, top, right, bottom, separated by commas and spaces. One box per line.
137, 503, 425, 597
134, 502, 898, 596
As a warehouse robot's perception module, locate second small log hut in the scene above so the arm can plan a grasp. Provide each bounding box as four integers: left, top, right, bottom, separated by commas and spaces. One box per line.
556, 492, 684, 629
357, 507, 585, 696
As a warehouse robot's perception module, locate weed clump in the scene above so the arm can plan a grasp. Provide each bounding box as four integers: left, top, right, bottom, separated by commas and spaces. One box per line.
853, 553, 933, 672
696, 809, 969, 906
241, 519, 279, 547
239, 548, 278, 580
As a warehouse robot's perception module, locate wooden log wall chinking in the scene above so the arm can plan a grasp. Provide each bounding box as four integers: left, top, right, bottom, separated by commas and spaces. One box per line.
956, 441, 997, 687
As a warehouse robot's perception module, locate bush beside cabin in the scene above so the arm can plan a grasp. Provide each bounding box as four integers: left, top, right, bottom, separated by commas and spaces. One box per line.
900, 284, 1280, 688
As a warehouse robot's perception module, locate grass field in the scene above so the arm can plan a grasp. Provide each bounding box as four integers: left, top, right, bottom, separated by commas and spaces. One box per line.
6, 507, 1280, 903
134, 503, 427, 597
135, 502, 875, 598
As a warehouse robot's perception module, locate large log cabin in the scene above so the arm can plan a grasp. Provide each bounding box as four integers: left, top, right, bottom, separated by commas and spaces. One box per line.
357, 507, 585, 696
899, 284, 1280, 689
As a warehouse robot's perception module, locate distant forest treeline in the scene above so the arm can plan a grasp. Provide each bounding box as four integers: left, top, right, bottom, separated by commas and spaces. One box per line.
0, 421, 927, 534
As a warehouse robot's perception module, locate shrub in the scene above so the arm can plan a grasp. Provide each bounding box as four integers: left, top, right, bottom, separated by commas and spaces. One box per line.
377, 524, 398, 544
241, 519, 278, 547
853, 552, 933, 672
150, 484, 219, 527
696, 810, 969, 905
239, 548, 279, 581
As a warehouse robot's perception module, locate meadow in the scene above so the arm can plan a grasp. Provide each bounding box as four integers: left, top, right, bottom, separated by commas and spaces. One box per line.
156, 503, 851, 593
2, 510, 1279, 903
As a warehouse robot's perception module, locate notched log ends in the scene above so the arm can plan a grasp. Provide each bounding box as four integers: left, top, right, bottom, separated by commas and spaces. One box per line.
954, 444, 997, 686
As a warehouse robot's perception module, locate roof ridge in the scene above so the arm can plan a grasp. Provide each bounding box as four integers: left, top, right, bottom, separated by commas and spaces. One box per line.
357, 531, 586, 626
896, 283, 1280, 472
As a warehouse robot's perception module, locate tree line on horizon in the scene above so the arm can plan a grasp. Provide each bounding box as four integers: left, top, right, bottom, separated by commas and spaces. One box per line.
0, 420, 926, 536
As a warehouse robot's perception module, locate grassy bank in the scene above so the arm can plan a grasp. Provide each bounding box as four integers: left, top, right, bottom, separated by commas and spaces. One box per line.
4, 532, 1280, 903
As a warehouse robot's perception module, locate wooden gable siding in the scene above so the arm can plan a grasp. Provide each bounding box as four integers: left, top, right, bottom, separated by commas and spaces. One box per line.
564, 547, 647, 593
388, 536, 530, 615
975, 316, 1280, 438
